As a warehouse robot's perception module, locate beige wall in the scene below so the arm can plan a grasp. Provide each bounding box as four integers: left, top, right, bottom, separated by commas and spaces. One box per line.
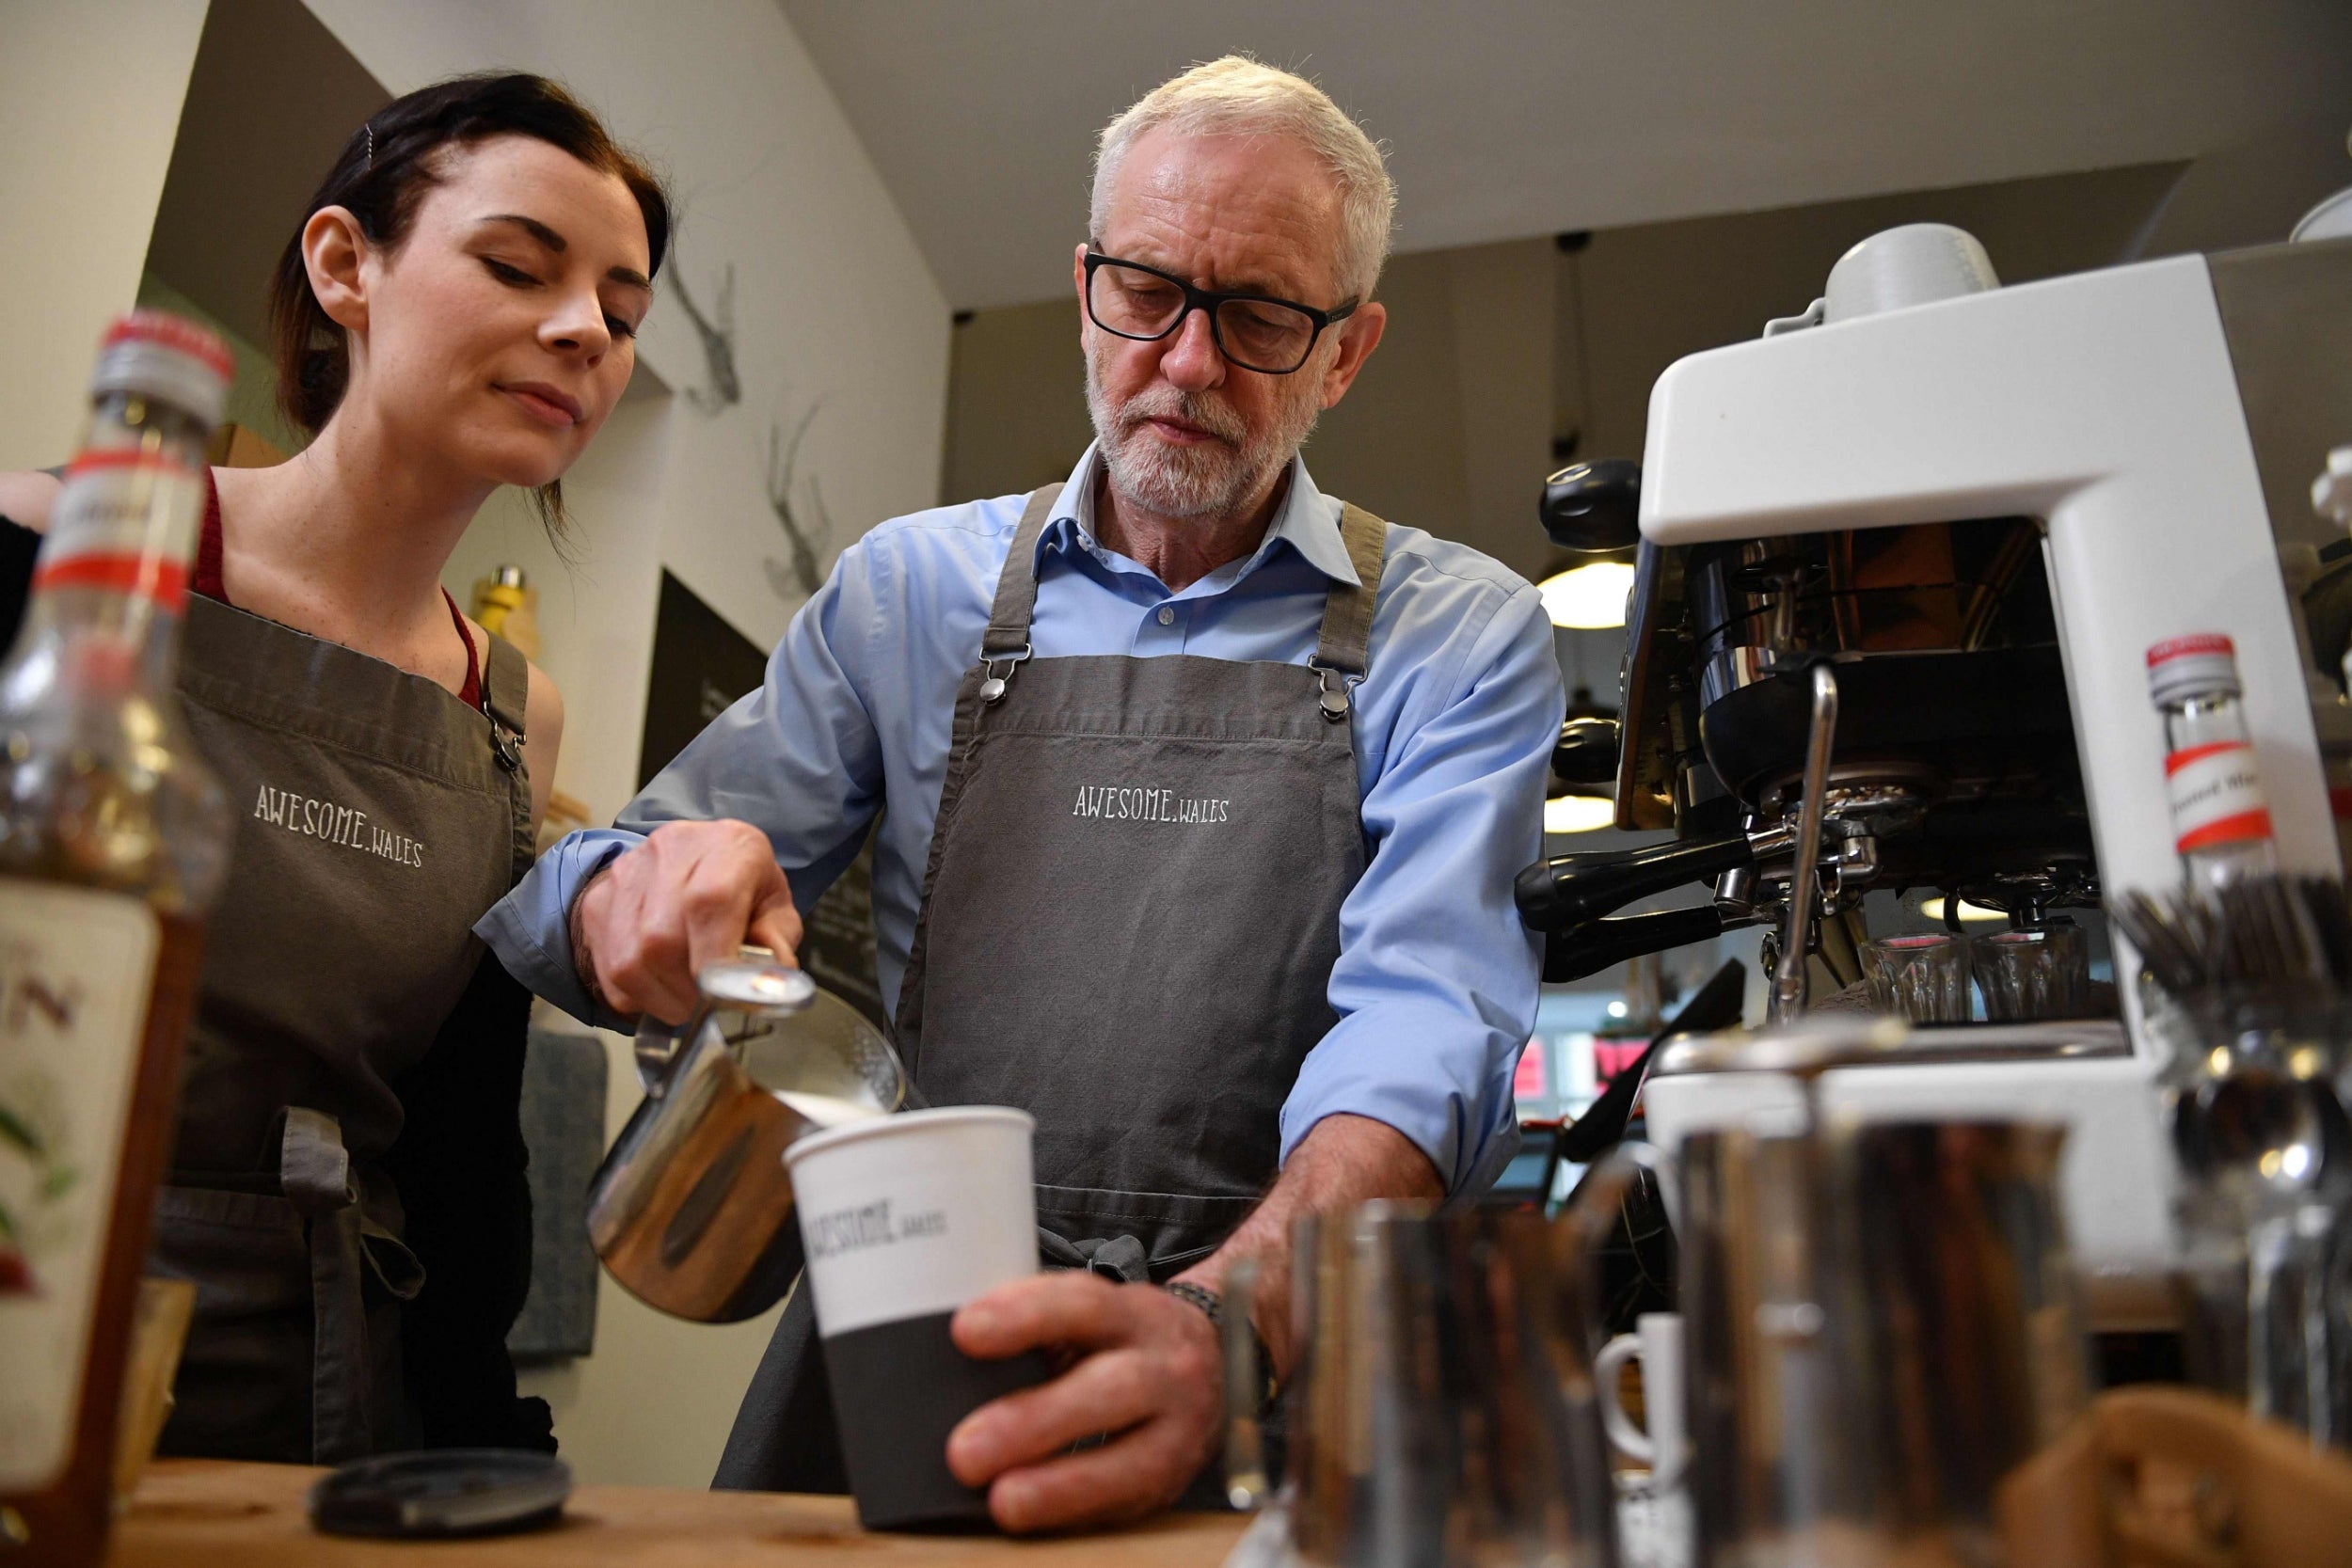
1297, 249, 1471, 560
942, 298, 1089, 503
0, 0, 208, 469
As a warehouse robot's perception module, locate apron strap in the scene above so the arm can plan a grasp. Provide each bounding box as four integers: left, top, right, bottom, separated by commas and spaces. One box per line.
480, 631, 528, 763
479, 632, 536, 886
1311, 502, 1387, 680
1037, 1229, 1152, 1283
981, 484, 1063, 658
280, 1106, 354, 1218
280, 1108, 422, 1465
980, 483, 1383, 709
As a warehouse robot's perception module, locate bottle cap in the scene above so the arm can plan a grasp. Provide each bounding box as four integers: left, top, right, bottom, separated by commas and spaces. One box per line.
91, 310, 231, 431
2147, 633, 2242, 705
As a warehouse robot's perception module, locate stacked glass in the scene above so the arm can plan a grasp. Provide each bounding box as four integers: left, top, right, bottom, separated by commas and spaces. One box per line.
1860, 933, 1972, 1023
1974, 923, 2090, 1021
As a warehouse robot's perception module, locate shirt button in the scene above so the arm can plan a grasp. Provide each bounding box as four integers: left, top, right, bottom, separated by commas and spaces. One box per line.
1156, 606, 1175, 626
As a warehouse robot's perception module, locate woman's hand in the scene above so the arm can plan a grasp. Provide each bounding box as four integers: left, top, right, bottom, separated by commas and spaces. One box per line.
570, 818, 802, 1024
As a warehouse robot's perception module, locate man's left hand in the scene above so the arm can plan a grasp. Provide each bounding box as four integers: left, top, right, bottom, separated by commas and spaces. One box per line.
945, 1272, 1222, 1533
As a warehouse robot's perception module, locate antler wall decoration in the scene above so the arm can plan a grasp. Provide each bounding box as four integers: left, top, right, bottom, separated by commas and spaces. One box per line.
765, 402, 834, 600
668, 259, 740, 413
660, 250, 840, 602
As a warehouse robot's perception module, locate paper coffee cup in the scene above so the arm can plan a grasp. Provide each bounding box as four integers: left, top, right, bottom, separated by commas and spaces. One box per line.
786, 1106, 1046, 1529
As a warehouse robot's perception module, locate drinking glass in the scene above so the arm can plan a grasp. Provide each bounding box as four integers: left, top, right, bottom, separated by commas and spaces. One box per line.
1861, 933, 1972, 1022
1974, 923, 2090, 1021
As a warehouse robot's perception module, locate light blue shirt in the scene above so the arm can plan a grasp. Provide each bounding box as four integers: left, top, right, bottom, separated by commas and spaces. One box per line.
479, 446, 1564, 1196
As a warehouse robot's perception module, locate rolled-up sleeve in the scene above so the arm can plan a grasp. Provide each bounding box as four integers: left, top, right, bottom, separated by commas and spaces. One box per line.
475, 541, 889, 1027
1279, 581, 1562, 1197
475, 828, 640, 1029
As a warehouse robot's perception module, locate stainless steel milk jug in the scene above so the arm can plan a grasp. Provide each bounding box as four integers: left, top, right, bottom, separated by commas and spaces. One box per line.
1225, 1196, 1630, 1567
585, 948, 907, 1322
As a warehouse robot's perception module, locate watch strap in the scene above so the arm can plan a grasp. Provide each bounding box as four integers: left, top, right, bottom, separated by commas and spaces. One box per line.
1163, 1280, 1278, 1414
1163, 1280, 1222, 1324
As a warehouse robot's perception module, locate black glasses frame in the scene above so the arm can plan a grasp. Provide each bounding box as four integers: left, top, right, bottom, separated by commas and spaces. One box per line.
1082, 247, 1358, 374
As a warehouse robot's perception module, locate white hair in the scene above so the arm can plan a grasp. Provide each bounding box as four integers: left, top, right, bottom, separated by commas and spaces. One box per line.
1089, 56, 1396, 303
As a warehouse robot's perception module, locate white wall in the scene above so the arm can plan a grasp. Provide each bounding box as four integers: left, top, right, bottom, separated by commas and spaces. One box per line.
299, 0, 951, 1486
0, 0, 209, 469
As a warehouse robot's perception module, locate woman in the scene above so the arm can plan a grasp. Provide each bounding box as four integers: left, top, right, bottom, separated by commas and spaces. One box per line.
0, 73, 668, 1461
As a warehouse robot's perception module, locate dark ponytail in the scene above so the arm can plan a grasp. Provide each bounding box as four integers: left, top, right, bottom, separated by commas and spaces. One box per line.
266, 72, 671, 535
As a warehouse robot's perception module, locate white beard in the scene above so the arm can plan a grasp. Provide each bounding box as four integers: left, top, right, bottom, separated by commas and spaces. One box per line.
1086, 349, 1324, 521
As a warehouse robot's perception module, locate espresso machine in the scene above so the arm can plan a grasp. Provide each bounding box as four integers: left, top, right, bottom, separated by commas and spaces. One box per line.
1521, 222, 2352, 1319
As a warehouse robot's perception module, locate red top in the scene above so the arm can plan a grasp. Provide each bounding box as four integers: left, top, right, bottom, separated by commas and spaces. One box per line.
196, 473, 482, 710
107, 310, 235, 382
2147, 633, 2236, 667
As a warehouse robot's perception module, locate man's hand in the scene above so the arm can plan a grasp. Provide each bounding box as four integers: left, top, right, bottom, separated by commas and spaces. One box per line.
945, 1273, 1222, 1534
1180, 1114, 1443, 1379
571, 819, 803, 1024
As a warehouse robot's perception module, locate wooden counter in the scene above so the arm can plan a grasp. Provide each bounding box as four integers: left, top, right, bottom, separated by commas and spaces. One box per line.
107, 1460, 1252, 1566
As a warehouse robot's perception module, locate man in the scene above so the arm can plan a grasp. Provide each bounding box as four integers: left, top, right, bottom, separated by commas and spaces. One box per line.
479, 57, 1563, 1531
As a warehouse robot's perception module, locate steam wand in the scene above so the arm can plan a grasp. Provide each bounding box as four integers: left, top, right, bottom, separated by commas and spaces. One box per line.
1770, 664, 1841, 1022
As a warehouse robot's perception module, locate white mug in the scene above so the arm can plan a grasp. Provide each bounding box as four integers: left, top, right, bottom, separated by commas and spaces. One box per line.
1823, 222, 1999, 323
1595, 1310, 1686, 1489
1764, 222, 1999, 337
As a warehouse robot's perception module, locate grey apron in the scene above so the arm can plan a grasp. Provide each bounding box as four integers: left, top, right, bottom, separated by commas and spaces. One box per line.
715, 483, 1385, 1494
150, 594, 534, 1464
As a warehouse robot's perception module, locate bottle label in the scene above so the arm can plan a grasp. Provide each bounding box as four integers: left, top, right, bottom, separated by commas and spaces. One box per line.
2165, 740, 2275, 853
0, 883, 161, 1491
35, 451, 204, 609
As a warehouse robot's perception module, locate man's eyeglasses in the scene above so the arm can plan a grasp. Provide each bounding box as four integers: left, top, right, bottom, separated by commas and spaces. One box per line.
1082, 248, 1357, 375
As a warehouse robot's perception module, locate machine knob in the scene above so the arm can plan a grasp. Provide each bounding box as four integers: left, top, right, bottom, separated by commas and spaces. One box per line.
1540, 458, 1642, 554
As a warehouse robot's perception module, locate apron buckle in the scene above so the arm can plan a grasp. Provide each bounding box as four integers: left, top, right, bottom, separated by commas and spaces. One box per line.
979, 642, 1033, 705
1310, 661, 1358, 723
490, 724, 524, 771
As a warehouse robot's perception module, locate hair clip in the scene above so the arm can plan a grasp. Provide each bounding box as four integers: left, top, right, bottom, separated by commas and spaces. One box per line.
364, 122, 374, 169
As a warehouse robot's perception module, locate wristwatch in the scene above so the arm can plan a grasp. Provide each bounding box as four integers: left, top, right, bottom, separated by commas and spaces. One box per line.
1163, 1281, 1279, 1414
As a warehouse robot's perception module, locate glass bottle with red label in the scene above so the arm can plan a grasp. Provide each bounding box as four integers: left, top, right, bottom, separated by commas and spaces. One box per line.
0, 313, 232, 1564
2147, 633, 2280, 893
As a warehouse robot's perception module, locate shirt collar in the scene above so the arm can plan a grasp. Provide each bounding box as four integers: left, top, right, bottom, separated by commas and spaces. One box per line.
1041, 443, 1362, 589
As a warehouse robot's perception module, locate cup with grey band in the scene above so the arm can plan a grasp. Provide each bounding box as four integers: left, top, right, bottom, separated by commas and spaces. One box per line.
786, 1105, 1048, 1530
